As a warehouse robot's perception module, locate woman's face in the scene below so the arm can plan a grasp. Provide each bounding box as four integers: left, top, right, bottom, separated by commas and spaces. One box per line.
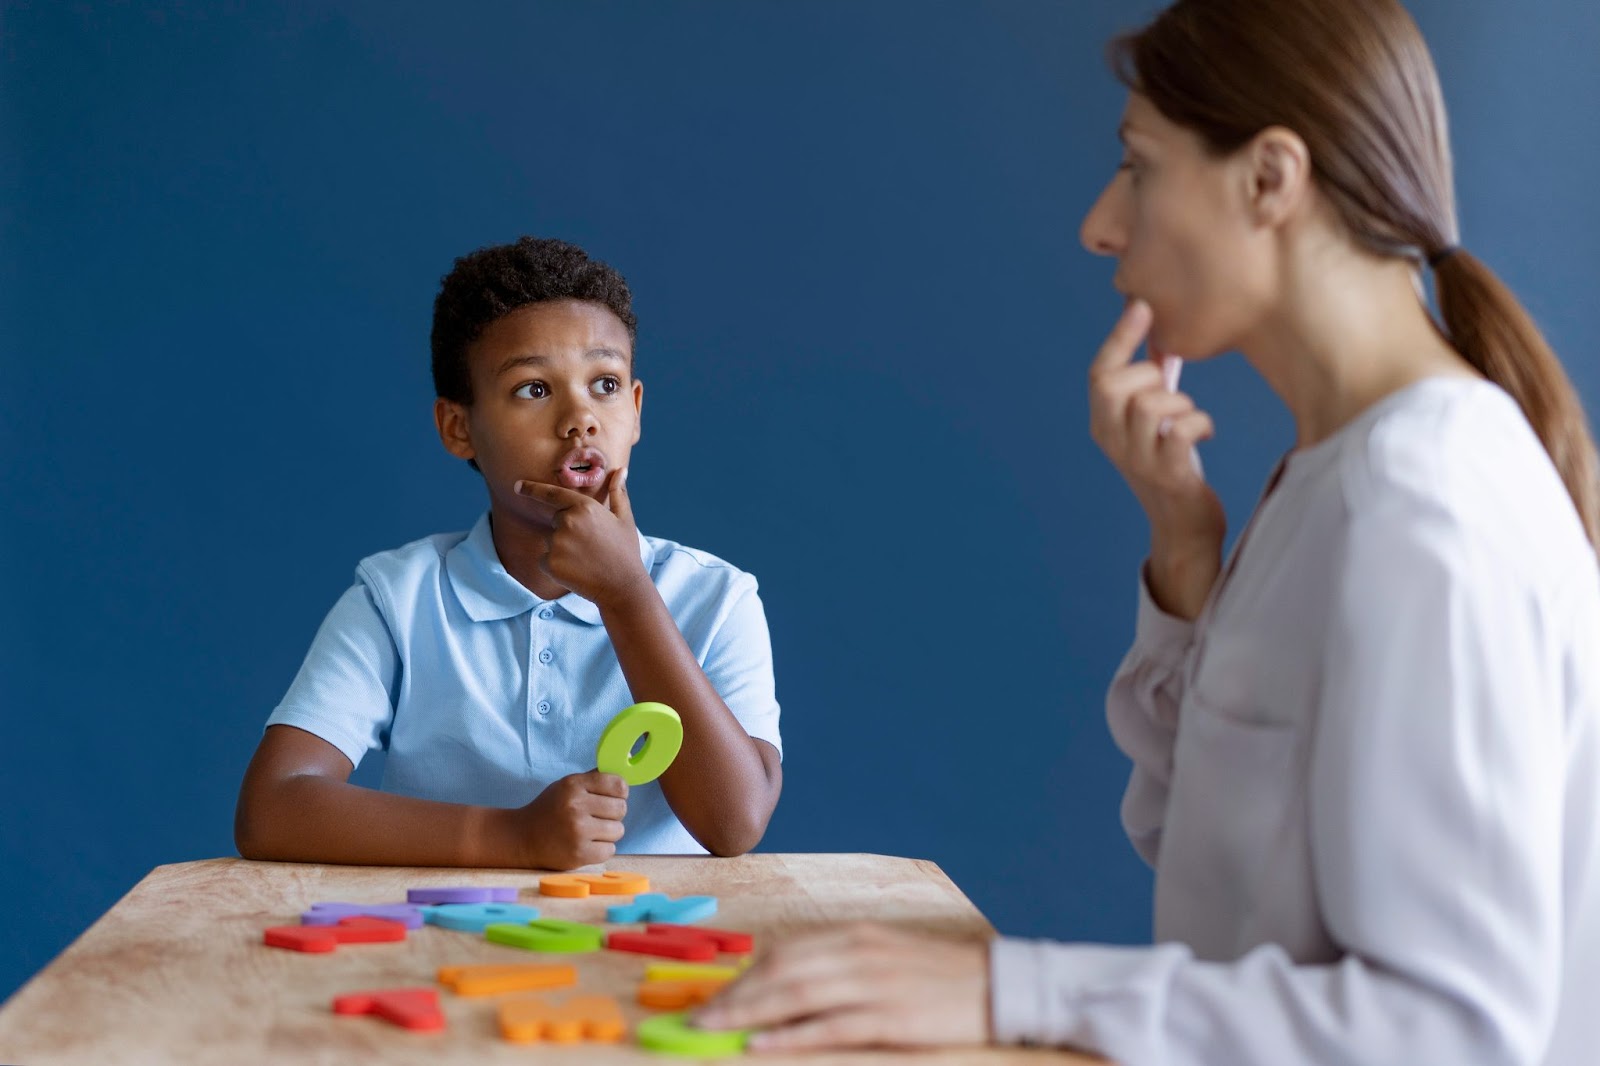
1080, 92, 1276, 360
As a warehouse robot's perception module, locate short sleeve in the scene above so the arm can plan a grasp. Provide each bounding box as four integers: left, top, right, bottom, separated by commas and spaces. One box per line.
265, 581, 401, 768
700, 575, 782, 759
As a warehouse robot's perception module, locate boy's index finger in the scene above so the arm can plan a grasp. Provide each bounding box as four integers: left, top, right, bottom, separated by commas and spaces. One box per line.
1090, 299, 1154, 377
513, 479, 591, 511
583, 769, 629, 799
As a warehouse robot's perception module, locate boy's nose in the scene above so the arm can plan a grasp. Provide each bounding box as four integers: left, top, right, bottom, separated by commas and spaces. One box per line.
561, 404, 601, 439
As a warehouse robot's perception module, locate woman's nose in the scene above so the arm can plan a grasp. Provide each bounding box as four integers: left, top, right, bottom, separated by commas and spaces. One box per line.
1080, 181, 1125, 258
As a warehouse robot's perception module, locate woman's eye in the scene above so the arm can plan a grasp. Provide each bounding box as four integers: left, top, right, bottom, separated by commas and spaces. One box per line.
592, 376, 621, 396
514, 381, 548, 399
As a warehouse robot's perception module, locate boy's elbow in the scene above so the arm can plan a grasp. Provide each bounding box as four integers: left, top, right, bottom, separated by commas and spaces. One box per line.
235, 829, 268, 861
703, 834, 758, 858
703, 833, 756, 858
701, 803, 773, 857
233, 781, 289, 861
234, 798, 270, 860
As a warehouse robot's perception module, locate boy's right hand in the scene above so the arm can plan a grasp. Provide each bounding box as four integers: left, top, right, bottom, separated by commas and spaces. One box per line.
1088, 299, 1226, 620
514, 770, 629, 870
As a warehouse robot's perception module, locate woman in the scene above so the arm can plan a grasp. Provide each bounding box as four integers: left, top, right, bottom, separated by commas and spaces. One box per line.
693, 0, 1600, 1062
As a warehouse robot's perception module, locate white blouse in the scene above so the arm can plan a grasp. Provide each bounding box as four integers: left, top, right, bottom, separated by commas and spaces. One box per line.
990, 378, 1600, 1065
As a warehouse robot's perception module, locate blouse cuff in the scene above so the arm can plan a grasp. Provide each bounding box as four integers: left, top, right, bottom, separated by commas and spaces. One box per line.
991, 936, 1068, 1045
989, 936, 1163, 1049
1133, 564, 1197, 665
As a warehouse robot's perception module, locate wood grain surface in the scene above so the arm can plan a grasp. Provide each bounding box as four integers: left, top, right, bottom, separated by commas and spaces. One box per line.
0, 854, 1100, 1065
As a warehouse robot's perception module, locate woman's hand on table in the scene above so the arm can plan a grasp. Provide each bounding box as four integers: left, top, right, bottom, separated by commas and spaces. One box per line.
691, 923, 992, 1051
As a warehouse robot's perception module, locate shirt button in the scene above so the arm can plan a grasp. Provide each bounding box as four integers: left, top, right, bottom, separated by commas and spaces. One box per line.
538, 608, 554, 619
536, 700, 551, 715
538, 649, 554, 664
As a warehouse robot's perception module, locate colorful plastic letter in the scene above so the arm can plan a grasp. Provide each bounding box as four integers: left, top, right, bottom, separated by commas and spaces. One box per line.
486, 918, 605, 953
437, 963, 577, 996
644, 962, 745, 982
647, 923, 754, 954
498, 995, 625, 1044
264, 925, 341, 953
424, 902, 539, 932
607, 893, 718, 924
302, 902, 426, 929
607, 928, 718, 961
636, 1011, 749, 1057
264, 916, 407, 953
406, 886, 518, 904
637, 977, 734, 1010
539, 871, 650, 898
332, 987, 446, 1031
595, 702, 684, 785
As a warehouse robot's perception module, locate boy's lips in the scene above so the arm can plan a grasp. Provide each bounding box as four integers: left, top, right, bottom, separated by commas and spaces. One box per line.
555, 446, 607, 490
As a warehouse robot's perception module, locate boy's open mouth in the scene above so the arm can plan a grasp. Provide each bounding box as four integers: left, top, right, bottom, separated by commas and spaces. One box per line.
555, 446, 607, 490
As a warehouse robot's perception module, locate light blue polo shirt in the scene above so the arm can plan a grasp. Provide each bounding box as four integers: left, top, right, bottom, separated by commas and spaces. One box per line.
266, 512, 783, 855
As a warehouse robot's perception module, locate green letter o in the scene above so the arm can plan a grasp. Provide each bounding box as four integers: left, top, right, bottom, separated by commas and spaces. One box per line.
596, 702, 684, 785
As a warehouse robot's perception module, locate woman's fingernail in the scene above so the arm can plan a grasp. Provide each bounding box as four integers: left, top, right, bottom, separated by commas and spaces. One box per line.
514, 480, 531, 495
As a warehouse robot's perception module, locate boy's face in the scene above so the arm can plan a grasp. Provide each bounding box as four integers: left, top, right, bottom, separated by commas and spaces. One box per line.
435, 298, 642, 516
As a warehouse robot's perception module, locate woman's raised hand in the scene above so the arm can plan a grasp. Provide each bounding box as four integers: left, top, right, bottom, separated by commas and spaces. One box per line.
1088, 299, 1226, 620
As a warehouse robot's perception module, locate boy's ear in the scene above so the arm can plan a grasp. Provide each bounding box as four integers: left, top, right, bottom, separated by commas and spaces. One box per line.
631, 378, 643, 447
434, 398, 476, 462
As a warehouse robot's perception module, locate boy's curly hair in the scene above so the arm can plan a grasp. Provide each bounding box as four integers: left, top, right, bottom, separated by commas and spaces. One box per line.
430, 237, 637, 404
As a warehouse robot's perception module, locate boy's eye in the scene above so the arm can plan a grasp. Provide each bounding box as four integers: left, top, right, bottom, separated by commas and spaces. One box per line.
513, 381, 548, 399
591, 376, 621, 396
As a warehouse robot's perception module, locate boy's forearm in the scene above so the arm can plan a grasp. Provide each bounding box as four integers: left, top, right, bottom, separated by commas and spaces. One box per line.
598, 579, 781, 856
235, 773, 521, 868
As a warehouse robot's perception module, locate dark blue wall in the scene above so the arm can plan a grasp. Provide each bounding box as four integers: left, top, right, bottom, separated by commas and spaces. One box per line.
4, 1, 1597, 999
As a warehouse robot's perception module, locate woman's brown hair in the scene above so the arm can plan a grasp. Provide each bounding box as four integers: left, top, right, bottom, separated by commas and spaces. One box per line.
1111, 0, 1600, 547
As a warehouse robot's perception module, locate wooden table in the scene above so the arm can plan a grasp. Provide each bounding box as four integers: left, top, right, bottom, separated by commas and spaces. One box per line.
0, 854, 1097, 1064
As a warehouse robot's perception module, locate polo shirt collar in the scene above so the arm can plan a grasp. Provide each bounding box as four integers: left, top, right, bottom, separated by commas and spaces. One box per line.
446, 511, 652, 626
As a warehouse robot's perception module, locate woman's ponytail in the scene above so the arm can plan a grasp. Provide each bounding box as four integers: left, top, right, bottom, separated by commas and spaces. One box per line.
1433, 250, 1600, 548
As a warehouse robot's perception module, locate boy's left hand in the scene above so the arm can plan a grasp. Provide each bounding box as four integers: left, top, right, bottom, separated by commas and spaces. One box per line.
514, 469, 650, 609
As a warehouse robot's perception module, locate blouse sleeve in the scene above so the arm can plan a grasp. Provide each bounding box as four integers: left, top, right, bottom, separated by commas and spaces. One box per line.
1105, 567, 1198, 866
991, 501, 1565, 1065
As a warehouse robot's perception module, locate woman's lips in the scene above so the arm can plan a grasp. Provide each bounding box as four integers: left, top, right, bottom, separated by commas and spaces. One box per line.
555, 446, 607, 490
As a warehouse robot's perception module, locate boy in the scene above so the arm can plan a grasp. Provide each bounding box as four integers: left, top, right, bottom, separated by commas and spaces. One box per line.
234, 237, 783, 869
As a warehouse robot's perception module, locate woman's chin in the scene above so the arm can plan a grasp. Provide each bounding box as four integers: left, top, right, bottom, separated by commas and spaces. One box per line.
1149, 327, 1219, 363
1147, 327, 1183, 359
